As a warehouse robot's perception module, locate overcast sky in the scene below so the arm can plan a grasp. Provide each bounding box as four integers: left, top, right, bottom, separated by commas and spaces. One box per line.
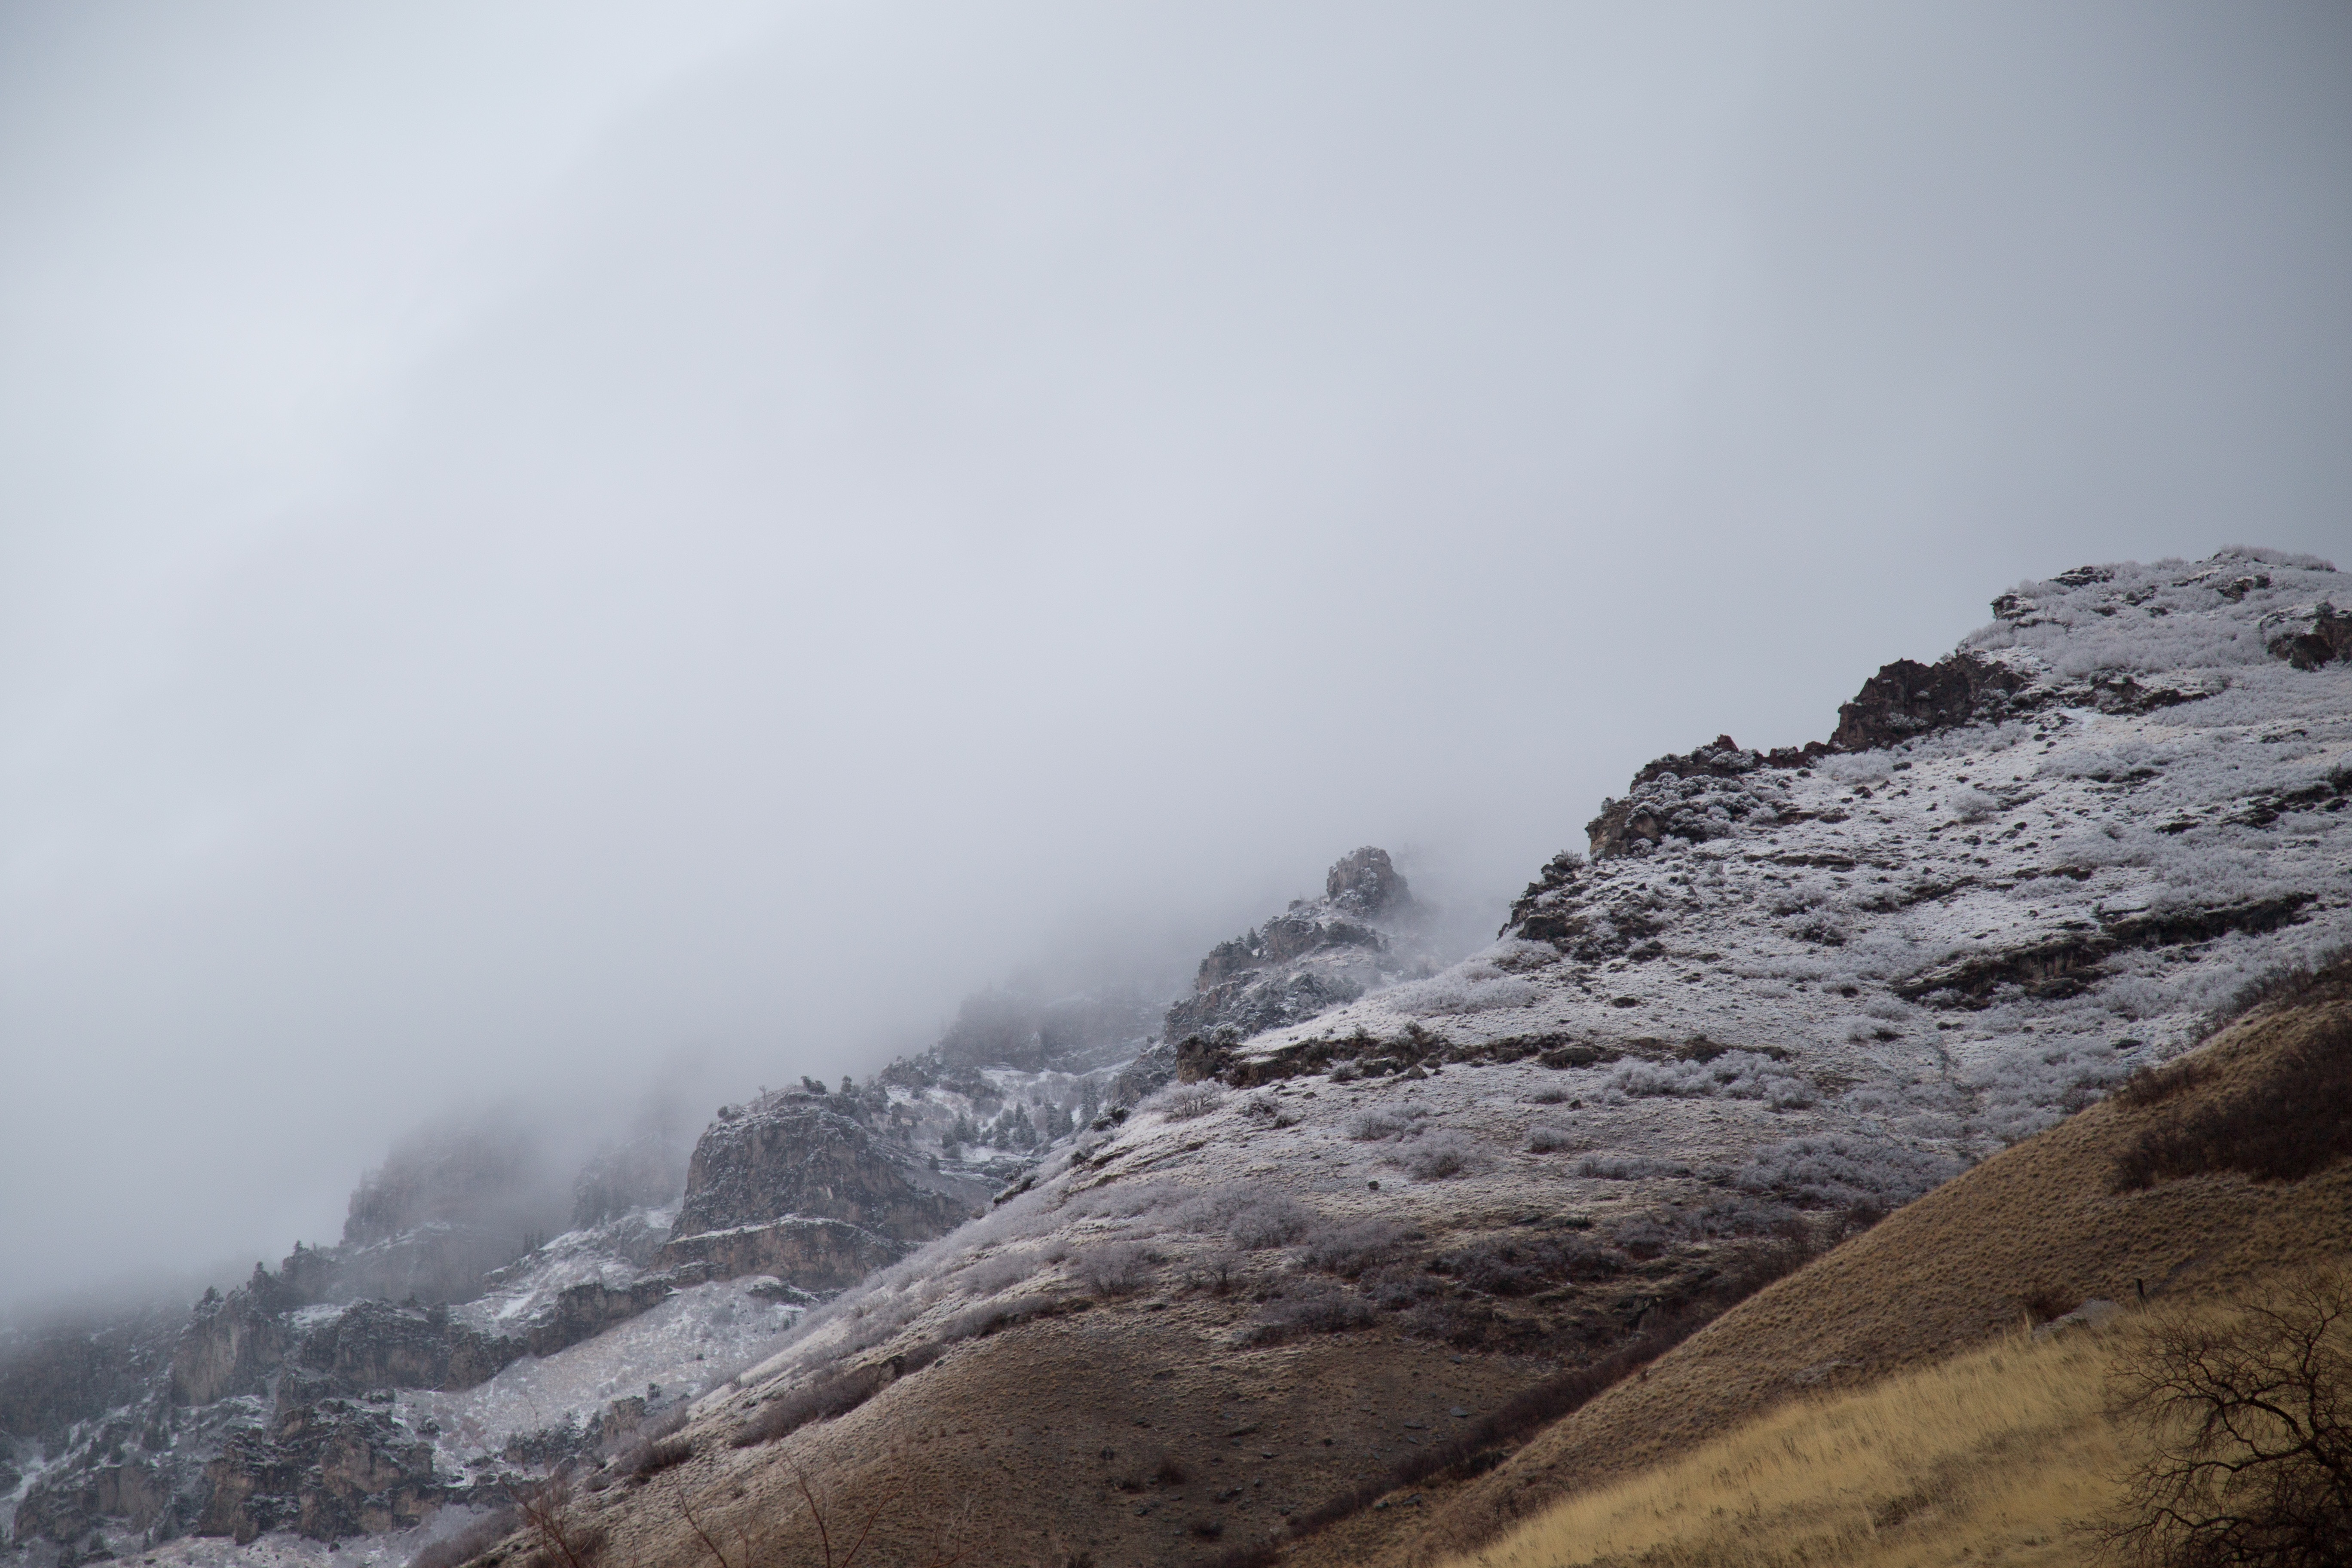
3, 1, 2347, 1311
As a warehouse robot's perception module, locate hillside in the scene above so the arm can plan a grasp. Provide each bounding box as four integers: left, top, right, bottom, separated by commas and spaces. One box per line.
395, 548, 2349, 1568
1374, 955, 2352, 1568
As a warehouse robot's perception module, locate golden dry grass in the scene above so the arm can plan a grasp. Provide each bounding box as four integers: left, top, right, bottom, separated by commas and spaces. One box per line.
1451, 1323, 2135, 1568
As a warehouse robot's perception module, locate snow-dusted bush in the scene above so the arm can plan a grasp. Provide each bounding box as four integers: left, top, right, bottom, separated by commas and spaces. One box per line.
1526, 1123, 1580, 1153
1074, 1241, 1156, 1297
1731, 1135, 1961, 1210
1169, 1185, 1319, 1250
1387, 962, 1540, 1017
1966, 1035, 2139, 1143
1391, 1131, 1481, 1180
1293, 1219, 1411, 1277
1526, 1084, 1572, 1105
1344, 1108, 1413, 1141
1236, 1280, 1377, 1345
1603, 1051, 1813, 1109
1574, 1154, 1693, 1181
1149, 1082, 1225, 1122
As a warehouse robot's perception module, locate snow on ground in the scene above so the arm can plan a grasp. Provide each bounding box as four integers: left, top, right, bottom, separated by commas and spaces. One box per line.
406, 1279, 801, 1474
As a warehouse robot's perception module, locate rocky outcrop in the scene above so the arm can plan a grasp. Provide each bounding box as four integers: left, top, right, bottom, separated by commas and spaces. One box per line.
1161, 848, 1437, 1050
1584, 736, 1816, 861
656, 1218, 904, 1291
659, 1097, 977, 1286
2264, 600, 2352, 670
1828, 652, 2038, 752
169, 1279, 291, 1407
1325, 845, 1414, 918
196, 1398, 438, 1544
288, 1301, 519, 1397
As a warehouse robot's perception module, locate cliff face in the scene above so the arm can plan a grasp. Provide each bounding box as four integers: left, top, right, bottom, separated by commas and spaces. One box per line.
1164, 846, 1439, 1048
658, 1097, 981, 1288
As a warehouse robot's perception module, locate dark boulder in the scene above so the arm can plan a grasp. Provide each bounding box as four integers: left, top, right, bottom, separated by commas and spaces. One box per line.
1830, 653, 2038, 752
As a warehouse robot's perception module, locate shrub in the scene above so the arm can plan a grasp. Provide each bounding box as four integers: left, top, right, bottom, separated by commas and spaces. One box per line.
2112, 1020, 2352, 1191
1526, 1123, 1578, 1153
2102, 1269, 2352, 1567
1294, 1219, 1411, 1278
1732, 1135, 1962, 1210
2112, 1054, 2216, 1110
1237, 1281, 1378, 1345
1075, 1241, 1156, 1298
633, 1433, 694, 1476
1394, 1131, 1480, 1180
1344, 1109, 1411, 1141
1434, 1234, 1623, 1295
732, 1364, 890, 1447
1154, 1083, 1225, 1121
1574, 1154, 1691, 1181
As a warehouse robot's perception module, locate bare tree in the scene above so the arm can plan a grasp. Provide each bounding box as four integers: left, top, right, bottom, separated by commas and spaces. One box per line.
509, 1472, 602, 1568
2102, 1268, 2352, 1568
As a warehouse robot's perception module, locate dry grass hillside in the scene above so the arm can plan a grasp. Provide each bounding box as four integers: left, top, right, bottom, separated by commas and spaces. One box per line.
1447, 1318, 2134, 1568
1345, 961, 2352, 1568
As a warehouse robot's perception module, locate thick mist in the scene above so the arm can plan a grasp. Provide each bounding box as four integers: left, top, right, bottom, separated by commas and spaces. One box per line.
3, 2, 2349, 1313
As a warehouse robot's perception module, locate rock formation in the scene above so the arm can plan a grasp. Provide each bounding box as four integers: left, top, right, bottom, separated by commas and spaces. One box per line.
658, 1096, 979, 1288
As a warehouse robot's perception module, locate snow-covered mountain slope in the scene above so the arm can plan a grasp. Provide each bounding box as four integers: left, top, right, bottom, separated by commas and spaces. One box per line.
541, 549, 2350, 1568
1214, 548, 2351, 1149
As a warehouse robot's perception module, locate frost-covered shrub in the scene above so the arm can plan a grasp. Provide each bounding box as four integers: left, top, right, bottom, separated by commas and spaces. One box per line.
1387, 962, 1540, 1017
1682, 1193, 1802, 1239
1732, 1136, 1962, 1210
1074, 1241, 1156, 1297
1344, 1108, 1413, 1141
1293, 1219, 1411, 1277
1574, 1154, 1692, 1180
1966, 1035, 2139, 1142
1225, 1194, 1317, 1250
1167, 1183, 1319, 1249
1526, 1123, 1580, 1153
1526, 1084, 1572, 1105
1436, 1234, 1623, 1294
1945, 785, 1999, 823
1392, 1131, 1481, 1180
1609, 1216, 1674, 1259
953, 1247, 1049, 1297
1604, 1052, 1813, 1109
1150, 1082, 1225, 1122
1237, 1281, 1378, 1345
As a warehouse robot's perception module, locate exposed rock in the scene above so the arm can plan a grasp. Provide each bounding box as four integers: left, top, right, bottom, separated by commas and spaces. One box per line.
1161, 848, 1437, 1049
1828, 652, 2038, 752
659, 1097, 977, 1288
169, 1277, 291, 1407
2263, 600, 2352, 670
656, 1218, 905, 1292
1894, 894, 2317, 1008
1326, 846, 1414, 918
290, 1301, 519, 1396
196, 1398, 438, 1544
1585, 737, 1815, 861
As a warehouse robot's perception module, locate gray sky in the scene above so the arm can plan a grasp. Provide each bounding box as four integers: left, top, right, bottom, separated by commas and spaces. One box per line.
3, 2, 2348, 1310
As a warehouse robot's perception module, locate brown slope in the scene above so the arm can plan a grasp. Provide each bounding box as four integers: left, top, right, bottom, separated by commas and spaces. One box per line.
1352, 963, 2352, 1568
499, 1293, 1545, 1568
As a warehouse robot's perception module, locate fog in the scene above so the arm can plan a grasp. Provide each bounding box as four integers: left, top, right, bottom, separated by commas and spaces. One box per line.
3, 2, 2347, 1313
